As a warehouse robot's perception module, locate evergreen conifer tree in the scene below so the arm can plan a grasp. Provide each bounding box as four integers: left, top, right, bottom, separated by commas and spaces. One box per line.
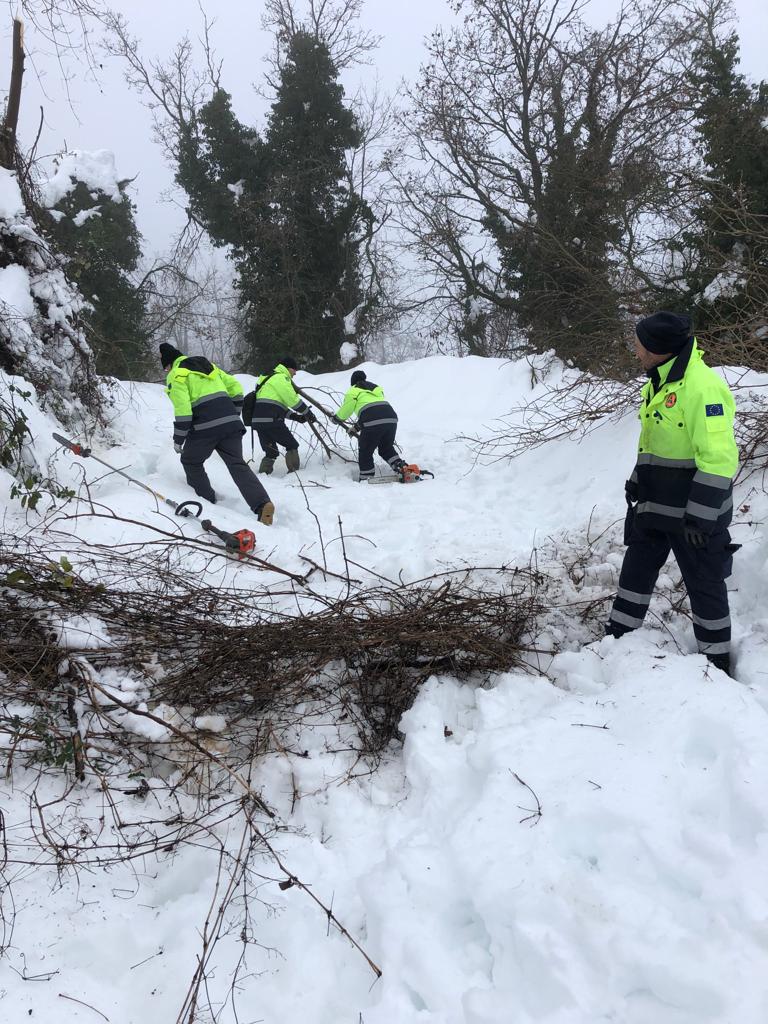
177, 88, 267, 252
175, 32, 372, 372
681, 28, 768, 348
45, 177, 149, 379
256, 30, 370, 370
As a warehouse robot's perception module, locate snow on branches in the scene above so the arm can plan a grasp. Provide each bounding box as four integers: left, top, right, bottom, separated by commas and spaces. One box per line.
0, 167, 103, 427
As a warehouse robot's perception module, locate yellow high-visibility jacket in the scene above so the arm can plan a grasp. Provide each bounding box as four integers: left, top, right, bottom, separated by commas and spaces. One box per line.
335, 382, 397, 428
251, 364, 308, 423
165, 355, 244, 445
630, 340, 738, 533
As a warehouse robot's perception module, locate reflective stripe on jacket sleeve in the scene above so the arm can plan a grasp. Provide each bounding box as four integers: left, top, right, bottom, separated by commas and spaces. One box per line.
167, 370, 193, 444
684, 387, 737, 531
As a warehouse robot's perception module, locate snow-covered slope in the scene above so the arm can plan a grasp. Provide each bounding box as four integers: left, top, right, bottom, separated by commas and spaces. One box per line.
102, 355, 634, 580
2, 354, 768, 1024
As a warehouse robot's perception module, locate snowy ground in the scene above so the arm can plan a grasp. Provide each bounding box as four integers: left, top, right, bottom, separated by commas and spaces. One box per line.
2, 355, 768, 1023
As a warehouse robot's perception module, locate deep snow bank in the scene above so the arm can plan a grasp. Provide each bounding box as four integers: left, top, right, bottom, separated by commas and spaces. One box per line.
1, 352, 768, 1023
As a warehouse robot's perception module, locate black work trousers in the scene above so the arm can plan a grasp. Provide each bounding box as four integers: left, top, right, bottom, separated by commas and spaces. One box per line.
255, 419, 299, 461
181, 431, 270, 512
608, 512, 734, 656
358, 423, 401, 478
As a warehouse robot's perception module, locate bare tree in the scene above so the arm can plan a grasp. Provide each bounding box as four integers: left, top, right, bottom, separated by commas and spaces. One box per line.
141, 227, 246, 369
390, 0, 710, 369
101, 10, 220, 163
1, 0, 113, 161
261, 0, 381, 77
2, 1, 110, 112
8, 0, 106, 49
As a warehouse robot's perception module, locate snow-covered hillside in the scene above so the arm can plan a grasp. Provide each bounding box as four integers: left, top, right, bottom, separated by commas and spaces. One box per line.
2, 354, 768, 1024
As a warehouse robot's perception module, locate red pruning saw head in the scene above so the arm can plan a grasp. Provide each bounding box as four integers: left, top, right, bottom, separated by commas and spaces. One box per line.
232, 529, 256, 559
201, 519, 256, 559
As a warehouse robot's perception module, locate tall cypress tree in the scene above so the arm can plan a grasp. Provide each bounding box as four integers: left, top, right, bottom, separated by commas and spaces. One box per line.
175, 32, 372, 372
681, 30, 768, 347
255, 31, 370, 370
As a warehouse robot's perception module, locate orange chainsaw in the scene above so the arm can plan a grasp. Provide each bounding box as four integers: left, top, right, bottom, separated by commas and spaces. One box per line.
398, 463, 434, 483
367, 464, 435, 484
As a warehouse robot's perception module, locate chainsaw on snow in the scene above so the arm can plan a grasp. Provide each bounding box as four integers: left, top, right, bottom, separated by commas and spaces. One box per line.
367, 463, 435, 484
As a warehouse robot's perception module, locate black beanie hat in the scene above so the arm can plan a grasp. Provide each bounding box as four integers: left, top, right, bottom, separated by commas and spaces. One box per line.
635, 312, 693, 356
351, 369, 366, 385
159, 342, 183, 368
281, 355, 298, 370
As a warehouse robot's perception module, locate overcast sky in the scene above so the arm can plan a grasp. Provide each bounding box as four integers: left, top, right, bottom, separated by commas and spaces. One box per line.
6, 0, 768, 257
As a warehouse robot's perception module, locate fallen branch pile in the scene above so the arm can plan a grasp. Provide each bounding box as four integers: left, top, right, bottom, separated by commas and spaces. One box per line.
0, 540, 543, 757
164, 574, 541, 750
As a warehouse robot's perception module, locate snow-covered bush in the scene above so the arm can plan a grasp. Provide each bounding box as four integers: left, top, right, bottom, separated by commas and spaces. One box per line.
40, 150, 151, 379
0, 166, 103, 427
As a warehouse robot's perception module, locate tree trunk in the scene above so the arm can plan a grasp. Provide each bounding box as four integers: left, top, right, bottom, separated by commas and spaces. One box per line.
1, 19, 25, 170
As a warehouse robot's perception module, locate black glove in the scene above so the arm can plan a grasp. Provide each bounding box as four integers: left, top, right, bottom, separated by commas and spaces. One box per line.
305, 410, 317, 424
174, 442, 184, 454
350, 423, 361, 436
625, 478, 638, 505
683, 520, 708, 548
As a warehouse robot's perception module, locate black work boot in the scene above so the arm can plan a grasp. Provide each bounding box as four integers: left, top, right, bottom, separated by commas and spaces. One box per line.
258, 457, 275, 475
706, 652, 731, 677
285, 449, 300, 473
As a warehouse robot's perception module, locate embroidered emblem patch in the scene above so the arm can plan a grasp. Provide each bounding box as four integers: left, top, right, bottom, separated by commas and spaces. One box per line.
664, 393, 677, 408
705, 403, 724, 417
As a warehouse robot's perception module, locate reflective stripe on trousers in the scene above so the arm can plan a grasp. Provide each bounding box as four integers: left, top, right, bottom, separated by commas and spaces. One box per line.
609, 521, 732, 655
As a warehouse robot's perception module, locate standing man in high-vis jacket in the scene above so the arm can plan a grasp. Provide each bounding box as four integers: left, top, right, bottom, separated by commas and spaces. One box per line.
160, 343, 275, 525
606, 313, 739, 674
250, 357, 316, 475
334, 370, 409, 481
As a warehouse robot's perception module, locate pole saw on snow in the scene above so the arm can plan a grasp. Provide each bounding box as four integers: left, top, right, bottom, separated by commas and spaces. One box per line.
52, 433, 256, 559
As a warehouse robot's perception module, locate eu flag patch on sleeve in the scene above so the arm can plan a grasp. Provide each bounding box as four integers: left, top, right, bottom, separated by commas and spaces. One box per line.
705, 403, 724, 417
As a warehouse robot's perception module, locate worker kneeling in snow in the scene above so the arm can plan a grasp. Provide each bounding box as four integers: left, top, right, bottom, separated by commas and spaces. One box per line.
334, 370, 408, 481
250, 356, 316, 475
160, 343, 275, 525
606, 313, 739, 674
